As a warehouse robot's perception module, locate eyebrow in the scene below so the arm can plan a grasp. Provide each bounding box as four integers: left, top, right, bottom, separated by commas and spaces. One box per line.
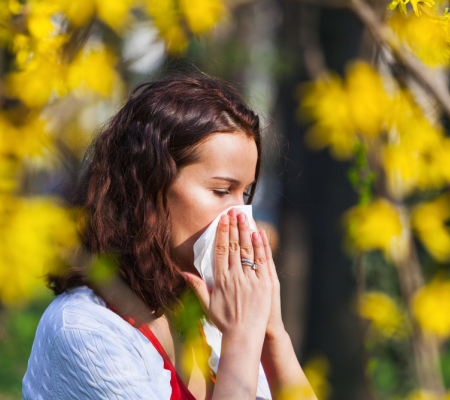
212, 176, 256, 186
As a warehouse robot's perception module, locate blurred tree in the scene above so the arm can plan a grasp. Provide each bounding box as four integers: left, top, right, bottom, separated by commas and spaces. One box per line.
275, 2, 369, 399
296, 0, 450, 399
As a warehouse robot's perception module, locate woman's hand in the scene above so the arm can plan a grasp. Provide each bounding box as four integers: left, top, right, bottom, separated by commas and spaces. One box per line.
234, 210, 285, 339
243, 213, 285, 339
182, 208, 272, 338
259, 229, 286, 339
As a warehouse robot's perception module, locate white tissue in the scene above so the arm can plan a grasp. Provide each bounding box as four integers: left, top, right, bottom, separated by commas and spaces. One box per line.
193, 205, 257, 291
192, 204, 273, 400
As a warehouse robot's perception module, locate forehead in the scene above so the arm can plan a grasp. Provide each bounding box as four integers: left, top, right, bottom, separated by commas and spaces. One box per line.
190, 132, 258, 183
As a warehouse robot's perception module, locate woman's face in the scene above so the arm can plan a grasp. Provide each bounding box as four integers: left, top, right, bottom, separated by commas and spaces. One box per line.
167, 132, 258, 274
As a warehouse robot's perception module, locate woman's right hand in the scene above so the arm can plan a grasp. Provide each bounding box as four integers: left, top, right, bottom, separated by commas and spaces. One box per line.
182, 208, 272, 338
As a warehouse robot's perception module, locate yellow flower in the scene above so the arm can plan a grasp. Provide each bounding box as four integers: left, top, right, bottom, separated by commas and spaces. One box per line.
55, 0, 95, 26
410, 0, 435, 16
276, 356, 330, 400
357, 292, 408, 339
148, 0, 224, 55
383, 145, 417, 199
303, 355, 331, 400
417, 137, 450, 189
383, 117, 450, 198
277, 385, 317, 400
0, 111, 52, 158
147, 0, 178, 32
95, 0, 135, 32
346, 61, 390, 138
344, 199, 408, 263
0, 158, 20, 194
67, 47, 119, 97
0, 0, 21, 46
412, 194, 450, 262
148, 0, 188, 55
387, 0, 409, 14
164, 24, 189, 55
298, 61, 389, 160
388, 12, 450, 67
6, 45, 68, 107
45, 0, 135, 32
179, 0, 224, 34
382, 89, 450, 198
179, 334, 210, 380
8, 35, 119, 104
27, 14, 55, 39
384, 88, 418, 132
11, 33, 68, 70
0, 196, 79, 304
387, 0, 436, 16
27, 0, 61, 39
412, 273, 450, 338
299, 72, 355, 160
438, 8, 450, 45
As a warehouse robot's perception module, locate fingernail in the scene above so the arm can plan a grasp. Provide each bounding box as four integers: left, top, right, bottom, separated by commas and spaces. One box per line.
228, 208, 237, 218
221, 215, 228, 224
253, 232, 259, 240
238, 213, 246, 223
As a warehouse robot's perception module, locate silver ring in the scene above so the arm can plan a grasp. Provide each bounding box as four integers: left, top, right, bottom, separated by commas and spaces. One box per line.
241, 257, 258, 270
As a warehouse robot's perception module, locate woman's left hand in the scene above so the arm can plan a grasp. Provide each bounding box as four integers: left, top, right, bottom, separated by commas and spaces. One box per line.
259, 229, 285, 339
237, 211, 285, 339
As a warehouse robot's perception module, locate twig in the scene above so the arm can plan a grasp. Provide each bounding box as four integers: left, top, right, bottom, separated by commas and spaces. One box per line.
355, 253, 378, 400
395, 237, 445, 395
296, 0, 350, 8
349, 0, 450, 119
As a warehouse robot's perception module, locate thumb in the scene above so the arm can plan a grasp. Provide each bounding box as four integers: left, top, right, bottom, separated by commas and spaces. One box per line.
182, 272, 211, 313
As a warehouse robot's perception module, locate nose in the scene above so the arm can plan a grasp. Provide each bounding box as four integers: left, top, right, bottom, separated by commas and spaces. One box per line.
235, 193, 246, 206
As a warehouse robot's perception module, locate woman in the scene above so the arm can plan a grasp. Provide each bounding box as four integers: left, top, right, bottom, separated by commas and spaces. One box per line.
22, 73, 317, 399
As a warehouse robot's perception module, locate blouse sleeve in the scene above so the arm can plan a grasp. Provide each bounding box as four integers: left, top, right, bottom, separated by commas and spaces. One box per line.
51, 326, 171, 400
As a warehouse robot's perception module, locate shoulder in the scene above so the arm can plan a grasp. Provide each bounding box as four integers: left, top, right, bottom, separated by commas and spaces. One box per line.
51, 285, 135, 338
47, 285, 152, 363
23, 286, 172, 400
28, 285, 138, 350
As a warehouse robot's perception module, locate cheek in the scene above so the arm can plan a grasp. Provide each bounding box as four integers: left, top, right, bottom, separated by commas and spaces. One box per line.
168, 185, 219, 249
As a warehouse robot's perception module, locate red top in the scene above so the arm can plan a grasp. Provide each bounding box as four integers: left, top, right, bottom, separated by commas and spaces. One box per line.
117, 312, 197, 400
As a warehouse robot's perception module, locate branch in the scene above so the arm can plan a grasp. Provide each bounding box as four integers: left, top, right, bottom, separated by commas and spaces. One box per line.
354, 253, 378, 400
296, 0, 350, 8
349, 0, 450, 119
346, 1, 447, 394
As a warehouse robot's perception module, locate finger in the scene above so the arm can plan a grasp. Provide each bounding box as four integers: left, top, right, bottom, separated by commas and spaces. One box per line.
252, 231, 269, 279
260, 230, 278, 281
227, 208, 242, 274
249, 216, 258, 232
183, 272, 212, 315
237, 212, 254, 275
215, 214, 230, 280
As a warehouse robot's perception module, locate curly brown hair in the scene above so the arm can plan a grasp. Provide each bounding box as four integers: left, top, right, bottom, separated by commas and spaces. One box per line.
48, 73, 262, 317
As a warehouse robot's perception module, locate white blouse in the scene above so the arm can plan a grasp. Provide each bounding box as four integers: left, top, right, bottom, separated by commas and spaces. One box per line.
22, 285, 271, 400
23, 286, 173, 399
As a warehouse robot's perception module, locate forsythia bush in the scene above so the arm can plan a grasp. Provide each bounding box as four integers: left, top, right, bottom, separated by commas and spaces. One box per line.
0, 0, 225, 304
299, 0, 450, 398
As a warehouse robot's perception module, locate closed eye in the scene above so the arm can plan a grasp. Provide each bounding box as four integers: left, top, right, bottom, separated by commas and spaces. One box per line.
213, 190, 230, 197
213, 190, 251, 197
